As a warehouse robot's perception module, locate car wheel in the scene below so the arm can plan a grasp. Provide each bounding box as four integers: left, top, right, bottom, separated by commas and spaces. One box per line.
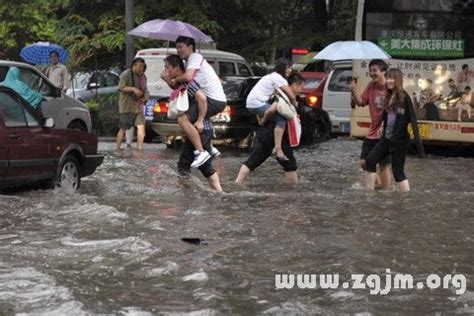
144, 132, 155, 143
313, 108, 331, 141
57, 155, 81, 191
67, 120, 87, 132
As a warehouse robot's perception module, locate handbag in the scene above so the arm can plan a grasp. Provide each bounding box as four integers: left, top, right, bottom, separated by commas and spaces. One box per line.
275, 88, 297, 119
167, 87, 189, 119
287, 115, 302, 147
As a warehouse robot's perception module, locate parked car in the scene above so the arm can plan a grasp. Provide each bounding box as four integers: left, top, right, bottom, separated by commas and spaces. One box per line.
0, 86, 103, 191
0, 60, 92, 132
136, 48, 254, 141
152, 76, 261, 147
153, 73, 334, 148
67, 70, 120, 103
298, 71, 332, 143
321, 61, 353, 133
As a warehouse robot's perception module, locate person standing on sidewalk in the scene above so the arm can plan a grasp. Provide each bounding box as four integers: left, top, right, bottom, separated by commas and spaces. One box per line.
116, 57, 149, 150
44, 51, 69, 93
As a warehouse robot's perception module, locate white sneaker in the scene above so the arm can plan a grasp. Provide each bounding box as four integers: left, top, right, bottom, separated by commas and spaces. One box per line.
209, 146, 221, 158
191, 150, 211, 168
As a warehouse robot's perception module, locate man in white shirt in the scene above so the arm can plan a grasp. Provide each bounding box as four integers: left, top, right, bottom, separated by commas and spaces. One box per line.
45, 51, 69, 92
173, 36, 227, 167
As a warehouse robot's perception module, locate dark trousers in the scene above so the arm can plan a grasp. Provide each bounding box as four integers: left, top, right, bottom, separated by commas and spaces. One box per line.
177, 129, 215, 178
365, 137, 408, 182
243, 123, 297, 172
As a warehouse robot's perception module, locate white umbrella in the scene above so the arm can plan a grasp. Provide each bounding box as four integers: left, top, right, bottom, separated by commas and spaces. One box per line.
313, 41, 391, 61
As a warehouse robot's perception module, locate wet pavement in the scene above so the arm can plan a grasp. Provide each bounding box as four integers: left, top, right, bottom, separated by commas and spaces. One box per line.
0, 137, 473, 315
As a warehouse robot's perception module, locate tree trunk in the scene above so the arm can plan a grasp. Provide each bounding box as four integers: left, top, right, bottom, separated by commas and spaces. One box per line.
314, 0, 328, 32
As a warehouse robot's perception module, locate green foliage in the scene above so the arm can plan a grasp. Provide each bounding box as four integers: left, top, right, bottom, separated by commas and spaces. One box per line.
0, 0, 59, 58
1, 0, 357, 68
85, 99, 100, 112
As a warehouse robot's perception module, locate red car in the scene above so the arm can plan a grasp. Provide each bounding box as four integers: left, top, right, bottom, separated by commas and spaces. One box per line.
299, 71, 327, 108
298, 72, 331, 143
0, 86, 103, 191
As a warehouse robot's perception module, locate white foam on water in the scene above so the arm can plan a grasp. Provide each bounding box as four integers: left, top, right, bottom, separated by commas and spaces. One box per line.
55, 203, 128, 221
0, 266, 88, 315
329, 290, 356, 299
144, 220, 166, 231
0, 234, 19, 240
118, 306, 153, 316
60, 236, 138, 248
160, 309, 216, 316
262, 301, 323, 314
138, 261, 179, 277
182, 270, 209, 282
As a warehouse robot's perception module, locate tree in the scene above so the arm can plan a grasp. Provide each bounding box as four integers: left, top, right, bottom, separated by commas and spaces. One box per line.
0, 0, 59, 59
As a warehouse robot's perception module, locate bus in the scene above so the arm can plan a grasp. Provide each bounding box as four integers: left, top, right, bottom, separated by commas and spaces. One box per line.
350, 0, 474, 145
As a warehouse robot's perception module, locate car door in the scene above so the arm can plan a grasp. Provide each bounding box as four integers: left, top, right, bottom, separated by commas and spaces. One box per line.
0, 90, 55, 181
16, 66, 65, 125
322, 67, 353, 132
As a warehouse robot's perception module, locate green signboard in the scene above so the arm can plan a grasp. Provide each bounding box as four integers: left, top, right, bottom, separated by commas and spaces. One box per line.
378, 38, 464, 58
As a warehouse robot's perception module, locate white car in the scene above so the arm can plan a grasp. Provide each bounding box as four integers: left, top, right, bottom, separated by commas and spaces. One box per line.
322, 61, 352, 134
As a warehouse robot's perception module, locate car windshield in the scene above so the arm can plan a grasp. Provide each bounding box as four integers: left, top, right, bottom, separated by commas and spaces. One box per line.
222, 78, 245, 100
303, 78, 322, 90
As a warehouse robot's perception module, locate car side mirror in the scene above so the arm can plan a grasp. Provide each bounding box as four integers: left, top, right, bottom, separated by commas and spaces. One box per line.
43, 117, 55, 128
52, 86, 62, 98
88, 82, 101, 89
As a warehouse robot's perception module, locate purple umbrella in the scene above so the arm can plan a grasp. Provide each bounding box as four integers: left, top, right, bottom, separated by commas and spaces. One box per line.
128, 19, 214, 43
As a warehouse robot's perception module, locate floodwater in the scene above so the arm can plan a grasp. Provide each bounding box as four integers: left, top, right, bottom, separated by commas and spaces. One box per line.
0, 138, 473, 315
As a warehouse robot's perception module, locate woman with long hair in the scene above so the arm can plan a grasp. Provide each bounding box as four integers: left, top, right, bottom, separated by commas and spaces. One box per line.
246, 58, 296, 161
363, 68, 424, 192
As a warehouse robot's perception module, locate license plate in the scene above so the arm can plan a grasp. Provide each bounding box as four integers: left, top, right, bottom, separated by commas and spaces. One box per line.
340, 122, 350, 133
408, 123, 431, 139
144, 98, 159, 120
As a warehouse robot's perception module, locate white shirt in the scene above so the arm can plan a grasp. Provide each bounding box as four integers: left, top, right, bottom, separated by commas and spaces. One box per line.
186, 52, 226, 102
47, 63, 69, 91
246, 72, 288, 109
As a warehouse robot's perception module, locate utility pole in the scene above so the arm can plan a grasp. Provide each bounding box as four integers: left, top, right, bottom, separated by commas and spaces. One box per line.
125, 0, 134, 67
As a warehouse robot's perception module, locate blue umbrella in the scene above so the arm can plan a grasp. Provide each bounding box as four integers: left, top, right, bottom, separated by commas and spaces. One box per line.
20, 41, 68, 65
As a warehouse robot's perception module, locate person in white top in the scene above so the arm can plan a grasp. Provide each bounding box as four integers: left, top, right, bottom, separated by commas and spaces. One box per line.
45, 51, 69, 92
172, 36, 226, 168
246, 58, 296, 160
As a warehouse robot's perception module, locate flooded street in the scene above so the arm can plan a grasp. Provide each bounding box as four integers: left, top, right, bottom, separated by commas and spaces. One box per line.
0, 137, 473, 315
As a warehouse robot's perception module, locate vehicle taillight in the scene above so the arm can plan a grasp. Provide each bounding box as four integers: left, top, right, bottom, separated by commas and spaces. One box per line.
153, 101, 168, 114
307, 95, 318, 107
306, 94, 322, 108
223, 105, 236, 117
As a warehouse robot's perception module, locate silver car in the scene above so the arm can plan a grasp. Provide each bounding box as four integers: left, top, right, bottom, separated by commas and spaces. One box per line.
0, 60, 92, 132
67, 70, 120, 103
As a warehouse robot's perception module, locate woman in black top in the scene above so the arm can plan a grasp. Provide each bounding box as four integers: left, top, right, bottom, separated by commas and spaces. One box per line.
364, 68, 425, 192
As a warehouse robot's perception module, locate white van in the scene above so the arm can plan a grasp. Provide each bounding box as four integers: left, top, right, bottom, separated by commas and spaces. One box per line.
322, 61, 352, 133
135, 48, 253, 140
